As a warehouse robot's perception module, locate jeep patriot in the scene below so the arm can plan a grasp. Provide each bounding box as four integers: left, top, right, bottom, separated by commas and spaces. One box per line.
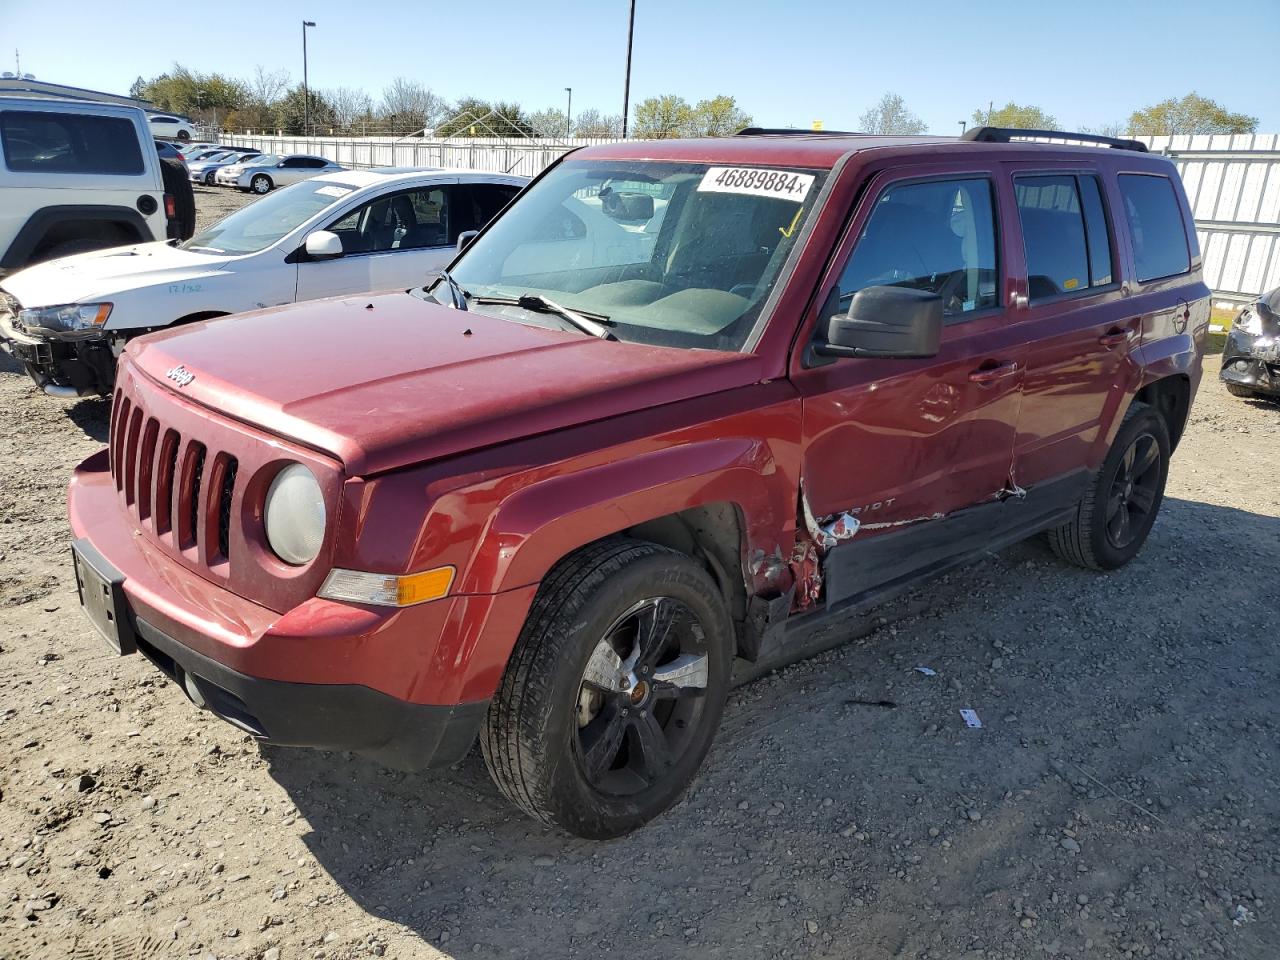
68, 127, 1209, 838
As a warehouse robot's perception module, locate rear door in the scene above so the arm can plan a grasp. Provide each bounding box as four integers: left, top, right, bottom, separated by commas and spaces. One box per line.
790, 163, 1026, 604
295, 179, 460, 300
1006, 166, 1140, 489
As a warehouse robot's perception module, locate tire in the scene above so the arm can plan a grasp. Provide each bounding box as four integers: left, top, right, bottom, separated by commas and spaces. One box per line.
176, 130, 191, 142
1225, 383, 1257, 399
251, 174, 272, 194
482, 537, 733, 839
204, 171, 217, 186
1047, 401, 1170, 571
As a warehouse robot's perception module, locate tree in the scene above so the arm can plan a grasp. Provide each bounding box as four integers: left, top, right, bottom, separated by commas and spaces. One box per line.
686, 95, 752, 137
858, 93, 927, 135
250, 65, 290, 107
326, 86, 375, 133
572, 108, 622, 138
527, 108, 570, 139
632, 95, 693, 139
129, 76, 147, 101
379, 77, 446, 134
274, 85, 335, 135
972, 101, 1057, 129
435, 97, 533, 138
1127, 92, 1258, 136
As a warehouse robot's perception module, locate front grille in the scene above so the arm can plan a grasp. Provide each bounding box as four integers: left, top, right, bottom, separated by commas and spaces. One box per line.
109, 390, 230, 566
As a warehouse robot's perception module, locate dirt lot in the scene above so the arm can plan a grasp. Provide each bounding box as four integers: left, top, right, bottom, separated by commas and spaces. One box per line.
1, 189, 1278, 960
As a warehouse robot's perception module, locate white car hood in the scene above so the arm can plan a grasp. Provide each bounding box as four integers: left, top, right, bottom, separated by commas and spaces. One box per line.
0, 242, 232, 308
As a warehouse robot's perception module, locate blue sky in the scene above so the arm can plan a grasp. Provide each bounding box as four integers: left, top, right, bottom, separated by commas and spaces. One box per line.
4, 0, 1278, 132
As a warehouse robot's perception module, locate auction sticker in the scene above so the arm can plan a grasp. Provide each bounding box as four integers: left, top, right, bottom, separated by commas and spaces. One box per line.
315, 185, 353, 198
698, 167, 814, 202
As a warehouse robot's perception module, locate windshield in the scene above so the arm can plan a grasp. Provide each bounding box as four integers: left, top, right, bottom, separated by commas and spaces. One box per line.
432, 158, 827, 352
183, 180, 356, 254
241, 154, 280, 167
198, 152, 233, 163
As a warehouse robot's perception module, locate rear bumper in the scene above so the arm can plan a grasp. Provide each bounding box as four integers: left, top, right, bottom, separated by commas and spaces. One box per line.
68, 449, 537, 769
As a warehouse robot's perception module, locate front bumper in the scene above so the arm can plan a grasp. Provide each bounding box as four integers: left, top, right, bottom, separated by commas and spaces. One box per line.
0, 309, 118, 397
68, 449, 537, 769
1220, 327, 1280, 396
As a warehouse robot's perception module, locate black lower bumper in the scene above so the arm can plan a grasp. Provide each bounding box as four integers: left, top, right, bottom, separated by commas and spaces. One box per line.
0, 323, 117, 396
133, 618, 487, 771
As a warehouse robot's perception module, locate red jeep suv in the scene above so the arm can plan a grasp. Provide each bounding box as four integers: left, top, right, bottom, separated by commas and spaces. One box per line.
68, 127, 1209, 838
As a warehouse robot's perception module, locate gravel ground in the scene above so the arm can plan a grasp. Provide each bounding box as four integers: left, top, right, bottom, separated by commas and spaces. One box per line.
1, 190, 1278, 959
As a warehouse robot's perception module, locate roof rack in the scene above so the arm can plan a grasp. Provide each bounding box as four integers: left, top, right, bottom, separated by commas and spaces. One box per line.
961, 126, 1147, 153
736, 127, 860, 137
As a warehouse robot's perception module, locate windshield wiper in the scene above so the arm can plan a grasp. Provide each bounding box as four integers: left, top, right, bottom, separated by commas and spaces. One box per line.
471, 294, 615, 340
429, 270, 469, 310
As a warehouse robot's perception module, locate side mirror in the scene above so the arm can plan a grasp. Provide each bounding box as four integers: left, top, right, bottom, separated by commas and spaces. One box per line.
304, 230, 344, 260
816, 286, 943, 359
456, 229, 479, 252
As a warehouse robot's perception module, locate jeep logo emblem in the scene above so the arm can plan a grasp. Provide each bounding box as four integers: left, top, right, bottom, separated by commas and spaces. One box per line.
165, 364, 195, 387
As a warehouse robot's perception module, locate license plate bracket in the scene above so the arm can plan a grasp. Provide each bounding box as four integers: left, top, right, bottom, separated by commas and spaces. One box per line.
71, 539, 137, 655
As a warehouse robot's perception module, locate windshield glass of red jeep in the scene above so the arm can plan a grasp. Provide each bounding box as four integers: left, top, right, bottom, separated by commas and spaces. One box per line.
430, 159, 828, 351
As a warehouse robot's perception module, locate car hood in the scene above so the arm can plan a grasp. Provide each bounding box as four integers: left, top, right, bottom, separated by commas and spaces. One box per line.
0, 242, 231, 307
127, 292, 763, 475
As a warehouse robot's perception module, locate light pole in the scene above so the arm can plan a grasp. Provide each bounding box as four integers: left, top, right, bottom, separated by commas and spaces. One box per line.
622, 0, 635, 138
565, 87, 572, 138
302, 20, 316, 136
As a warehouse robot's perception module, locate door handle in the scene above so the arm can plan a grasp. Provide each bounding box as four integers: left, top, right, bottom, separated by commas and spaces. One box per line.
1098, 329, 1130, 348
968, 361, 1020, 384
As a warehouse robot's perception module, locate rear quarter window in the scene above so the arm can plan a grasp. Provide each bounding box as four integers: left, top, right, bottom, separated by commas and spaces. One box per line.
1118, 174, 1190, 282
1, 110, 144, 175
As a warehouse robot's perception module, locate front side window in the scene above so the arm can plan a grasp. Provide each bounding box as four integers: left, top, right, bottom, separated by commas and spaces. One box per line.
0, 110, 144, 175
1119, 174, 1190, 282
327, 187, 449, 253
183, 180, 357, 254
435, 159, 829, 351
829, 178, 998, 320
1015, 174, 1114, 299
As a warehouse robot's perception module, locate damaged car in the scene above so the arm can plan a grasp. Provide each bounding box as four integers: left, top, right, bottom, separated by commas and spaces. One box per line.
67, 127, 1208, 839
0, 167, 525, 398
1220, 287, 1280, 400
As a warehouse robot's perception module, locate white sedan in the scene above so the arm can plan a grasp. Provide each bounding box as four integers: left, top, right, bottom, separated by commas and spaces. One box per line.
216, 154, 343, 193
0, 168, 527, 397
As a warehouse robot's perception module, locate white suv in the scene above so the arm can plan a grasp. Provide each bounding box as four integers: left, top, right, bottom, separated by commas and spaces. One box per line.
0, 96, 173, 276
0, 168, 525, 397
146, 114, 196, 142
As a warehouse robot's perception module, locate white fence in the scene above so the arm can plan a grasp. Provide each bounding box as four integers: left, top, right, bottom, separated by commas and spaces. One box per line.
1136, 134, 1280, 302
222, 134, 621, 180
224, 131, 1280, 302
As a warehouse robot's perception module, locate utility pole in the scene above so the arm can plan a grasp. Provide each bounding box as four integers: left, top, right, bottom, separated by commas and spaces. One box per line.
622, 0, 635, 138
302, 20, 316, 135
565, 87, 572, 138
958, 120, 966, 134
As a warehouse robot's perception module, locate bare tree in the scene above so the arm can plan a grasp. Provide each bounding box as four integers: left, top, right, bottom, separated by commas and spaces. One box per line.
859, 93, 928, 135
572, 108, 622, 138
379, 77, 447, 134
326, 87, 375, 132
250, 65, 290, 106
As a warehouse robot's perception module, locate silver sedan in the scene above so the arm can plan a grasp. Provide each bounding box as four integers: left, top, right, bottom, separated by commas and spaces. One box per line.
216, 154, 344, 193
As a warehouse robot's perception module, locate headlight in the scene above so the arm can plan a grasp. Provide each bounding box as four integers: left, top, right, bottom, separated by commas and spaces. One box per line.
1234, 308, 1263, 336
264, 464, 326, 565
17, 303, 112, 333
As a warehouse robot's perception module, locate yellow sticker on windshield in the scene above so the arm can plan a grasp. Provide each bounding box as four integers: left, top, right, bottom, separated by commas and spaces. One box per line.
1064, 278, 1080, 290
699, 167, 814, 202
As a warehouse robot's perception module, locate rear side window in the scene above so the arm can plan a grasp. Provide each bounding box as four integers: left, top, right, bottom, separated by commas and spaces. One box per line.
1119, 174, 1190, 282
832, 177, 999, 319
1, 110, 144, 175
1015, 174, 1114, 299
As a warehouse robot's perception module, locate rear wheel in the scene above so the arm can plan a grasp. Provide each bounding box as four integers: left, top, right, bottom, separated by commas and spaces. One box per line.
1047, 401, 1170, 570
204, 171, 217, 185
176, 130, 191, 142
482, 538, 733, 839
251, 174, 272, 194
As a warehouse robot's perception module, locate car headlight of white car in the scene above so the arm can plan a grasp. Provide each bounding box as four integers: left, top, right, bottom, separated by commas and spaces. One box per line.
264, 463, 326, 565
18, 303, 112, 334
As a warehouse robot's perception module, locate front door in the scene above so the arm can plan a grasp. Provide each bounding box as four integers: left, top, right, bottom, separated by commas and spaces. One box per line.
791, 168, 1026, 604
295, 181, 459, 302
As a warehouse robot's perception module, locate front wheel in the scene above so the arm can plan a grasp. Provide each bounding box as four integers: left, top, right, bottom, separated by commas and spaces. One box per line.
482, 538, 733, 839
251, 174, 272, 194
1047, 401, 1170, 570
204, 171, 217, 185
